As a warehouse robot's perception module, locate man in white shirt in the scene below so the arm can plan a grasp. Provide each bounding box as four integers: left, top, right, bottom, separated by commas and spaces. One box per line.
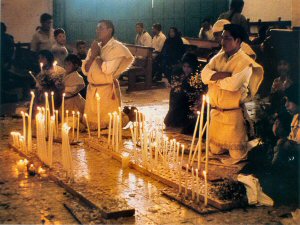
151, 23, 166, 53
151, 23, 166, 81
82, 20, 134, 128
135, 23, 152, 47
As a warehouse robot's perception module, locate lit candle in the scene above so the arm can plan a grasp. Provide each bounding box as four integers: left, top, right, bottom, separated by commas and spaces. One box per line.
191, 167, 195, 200
17, 159, 25, 172
84, 114, 91, 138
118, 107, 122, 142
21, 111, 26, 144
196, 169, 199, 202
28, 164, 36, 176
185, 164, 189, 197
108, 113, 112, 144
188, 111, 200, 164
96, 93, 101, 138
38, 166, 46, 176
48, 115, 55, 166
116, 115, 120, 152
205, 96, 210, 174
178, 162, 182, 193
44, 92, 49, 135
203, 170, 208, 206
72, 111, 75, 140
180, 144, 185, 166
76, 111, 80, 141
40, 62, 43, 71
121, 152, 130, 169
51, 91, 55, 115
27, 91, 35, 152
62, 93, 65, 126
198, 95, 206, 170
55, 110, 59, 137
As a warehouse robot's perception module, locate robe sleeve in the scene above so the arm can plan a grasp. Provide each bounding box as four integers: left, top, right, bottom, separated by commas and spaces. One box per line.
216, 66, 252, 92
65, 73, 85, 95
201, 59, 217, 85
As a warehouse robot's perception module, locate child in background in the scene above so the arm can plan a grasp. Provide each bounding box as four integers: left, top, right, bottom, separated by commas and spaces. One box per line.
62, 54, 86, 116
76, 40, 87, 60
52, 28, 68, 66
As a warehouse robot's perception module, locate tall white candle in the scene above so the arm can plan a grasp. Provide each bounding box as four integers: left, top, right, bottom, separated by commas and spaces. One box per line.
191, 167, 195, 200
27, 91, 35, 152
72, 111, 75, 140
178, 162, 182, 193
180, 144, 185, 166
188, 111, 200, 164
96, 93, 101, 138
205, 96, 210, 174
76, 111, 80, 141
62, 93, 65, 126
198, 95, 206, 170
51, 91, 55, 115
55, 110, 59, 138
196, 169, 199, 202
185, 164, 189, 197
118, 107, 122, 142
108, 113, 112, 144
21, 111, 26, 144
84, 114, 91, 138
203, 170, 208, 206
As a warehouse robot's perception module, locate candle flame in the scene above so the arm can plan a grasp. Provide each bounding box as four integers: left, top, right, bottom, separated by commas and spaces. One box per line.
44, 92, 48, 97
77, 111, 80, 115
84, 113, 87, 118
63, 93, 66, 97
21, 111, 24, 115
51, 91, 54, 96
30, 91, 35, 96
203, 95, 206, 101
197, 111, 200, 115
66, 110, 69, 113
203, 170, 207, 176
53, 61, 57, 66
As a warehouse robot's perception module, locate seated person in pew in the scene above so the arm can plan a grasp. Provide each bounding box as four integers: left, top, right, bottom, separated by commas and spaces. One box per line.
152, 23, 166, 81
161, 27, 185, 83
134, 22, 152, 47
164, 53, 207, 134
62, 54, 86, 117
198, 18, 214, 41
208, 19, 256, 61
201, 24, 264, 165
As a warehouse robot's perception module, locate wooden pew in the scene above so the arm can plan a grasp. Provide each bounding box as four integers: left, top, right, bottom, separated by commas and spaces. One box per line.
183, 37, 219, 49
123, 44, 154, 92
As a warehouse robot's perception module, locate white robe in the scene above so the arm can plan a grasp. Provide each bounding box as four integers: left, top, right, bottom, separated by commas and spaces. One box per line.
82, 38, 134, 128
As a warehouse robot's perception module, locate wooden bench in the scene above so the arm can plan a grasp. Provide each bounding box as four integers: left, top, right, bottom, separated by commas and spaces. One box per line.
123, 44, 154, 92
183, 37, 219, 65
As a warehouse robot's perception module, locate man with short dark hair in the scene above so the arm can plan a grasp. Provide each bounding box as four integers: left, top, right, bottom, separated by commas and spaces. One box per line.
151, 23, 166, 53
82, 20, 134, 128
31, 13, 54, 52
201, 24, 264, 164
135, 22, 152, 47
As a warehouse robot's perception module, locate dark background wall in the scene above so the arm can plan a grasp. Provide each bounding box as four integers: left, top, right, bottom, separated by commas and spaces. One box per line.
53, 0, 228, 44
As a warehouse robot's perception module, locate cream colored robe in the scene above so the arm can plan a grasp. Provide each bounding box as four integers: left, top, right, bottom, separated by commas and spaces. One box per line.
201, 49, 263, 150
82, 38, 134, 128
63, 71, 86, 115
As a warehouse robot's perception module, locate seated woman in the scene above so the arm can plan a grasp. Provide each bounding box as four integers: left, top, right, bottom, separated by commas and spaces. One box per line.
62, 54, 86, 116
164, 53, 206, 134
161, 27, 185, 83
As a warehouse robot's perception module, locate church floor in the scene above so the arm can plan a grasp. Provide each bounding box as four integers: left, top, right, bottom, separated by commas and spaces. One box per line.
0, 87, 297, 224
